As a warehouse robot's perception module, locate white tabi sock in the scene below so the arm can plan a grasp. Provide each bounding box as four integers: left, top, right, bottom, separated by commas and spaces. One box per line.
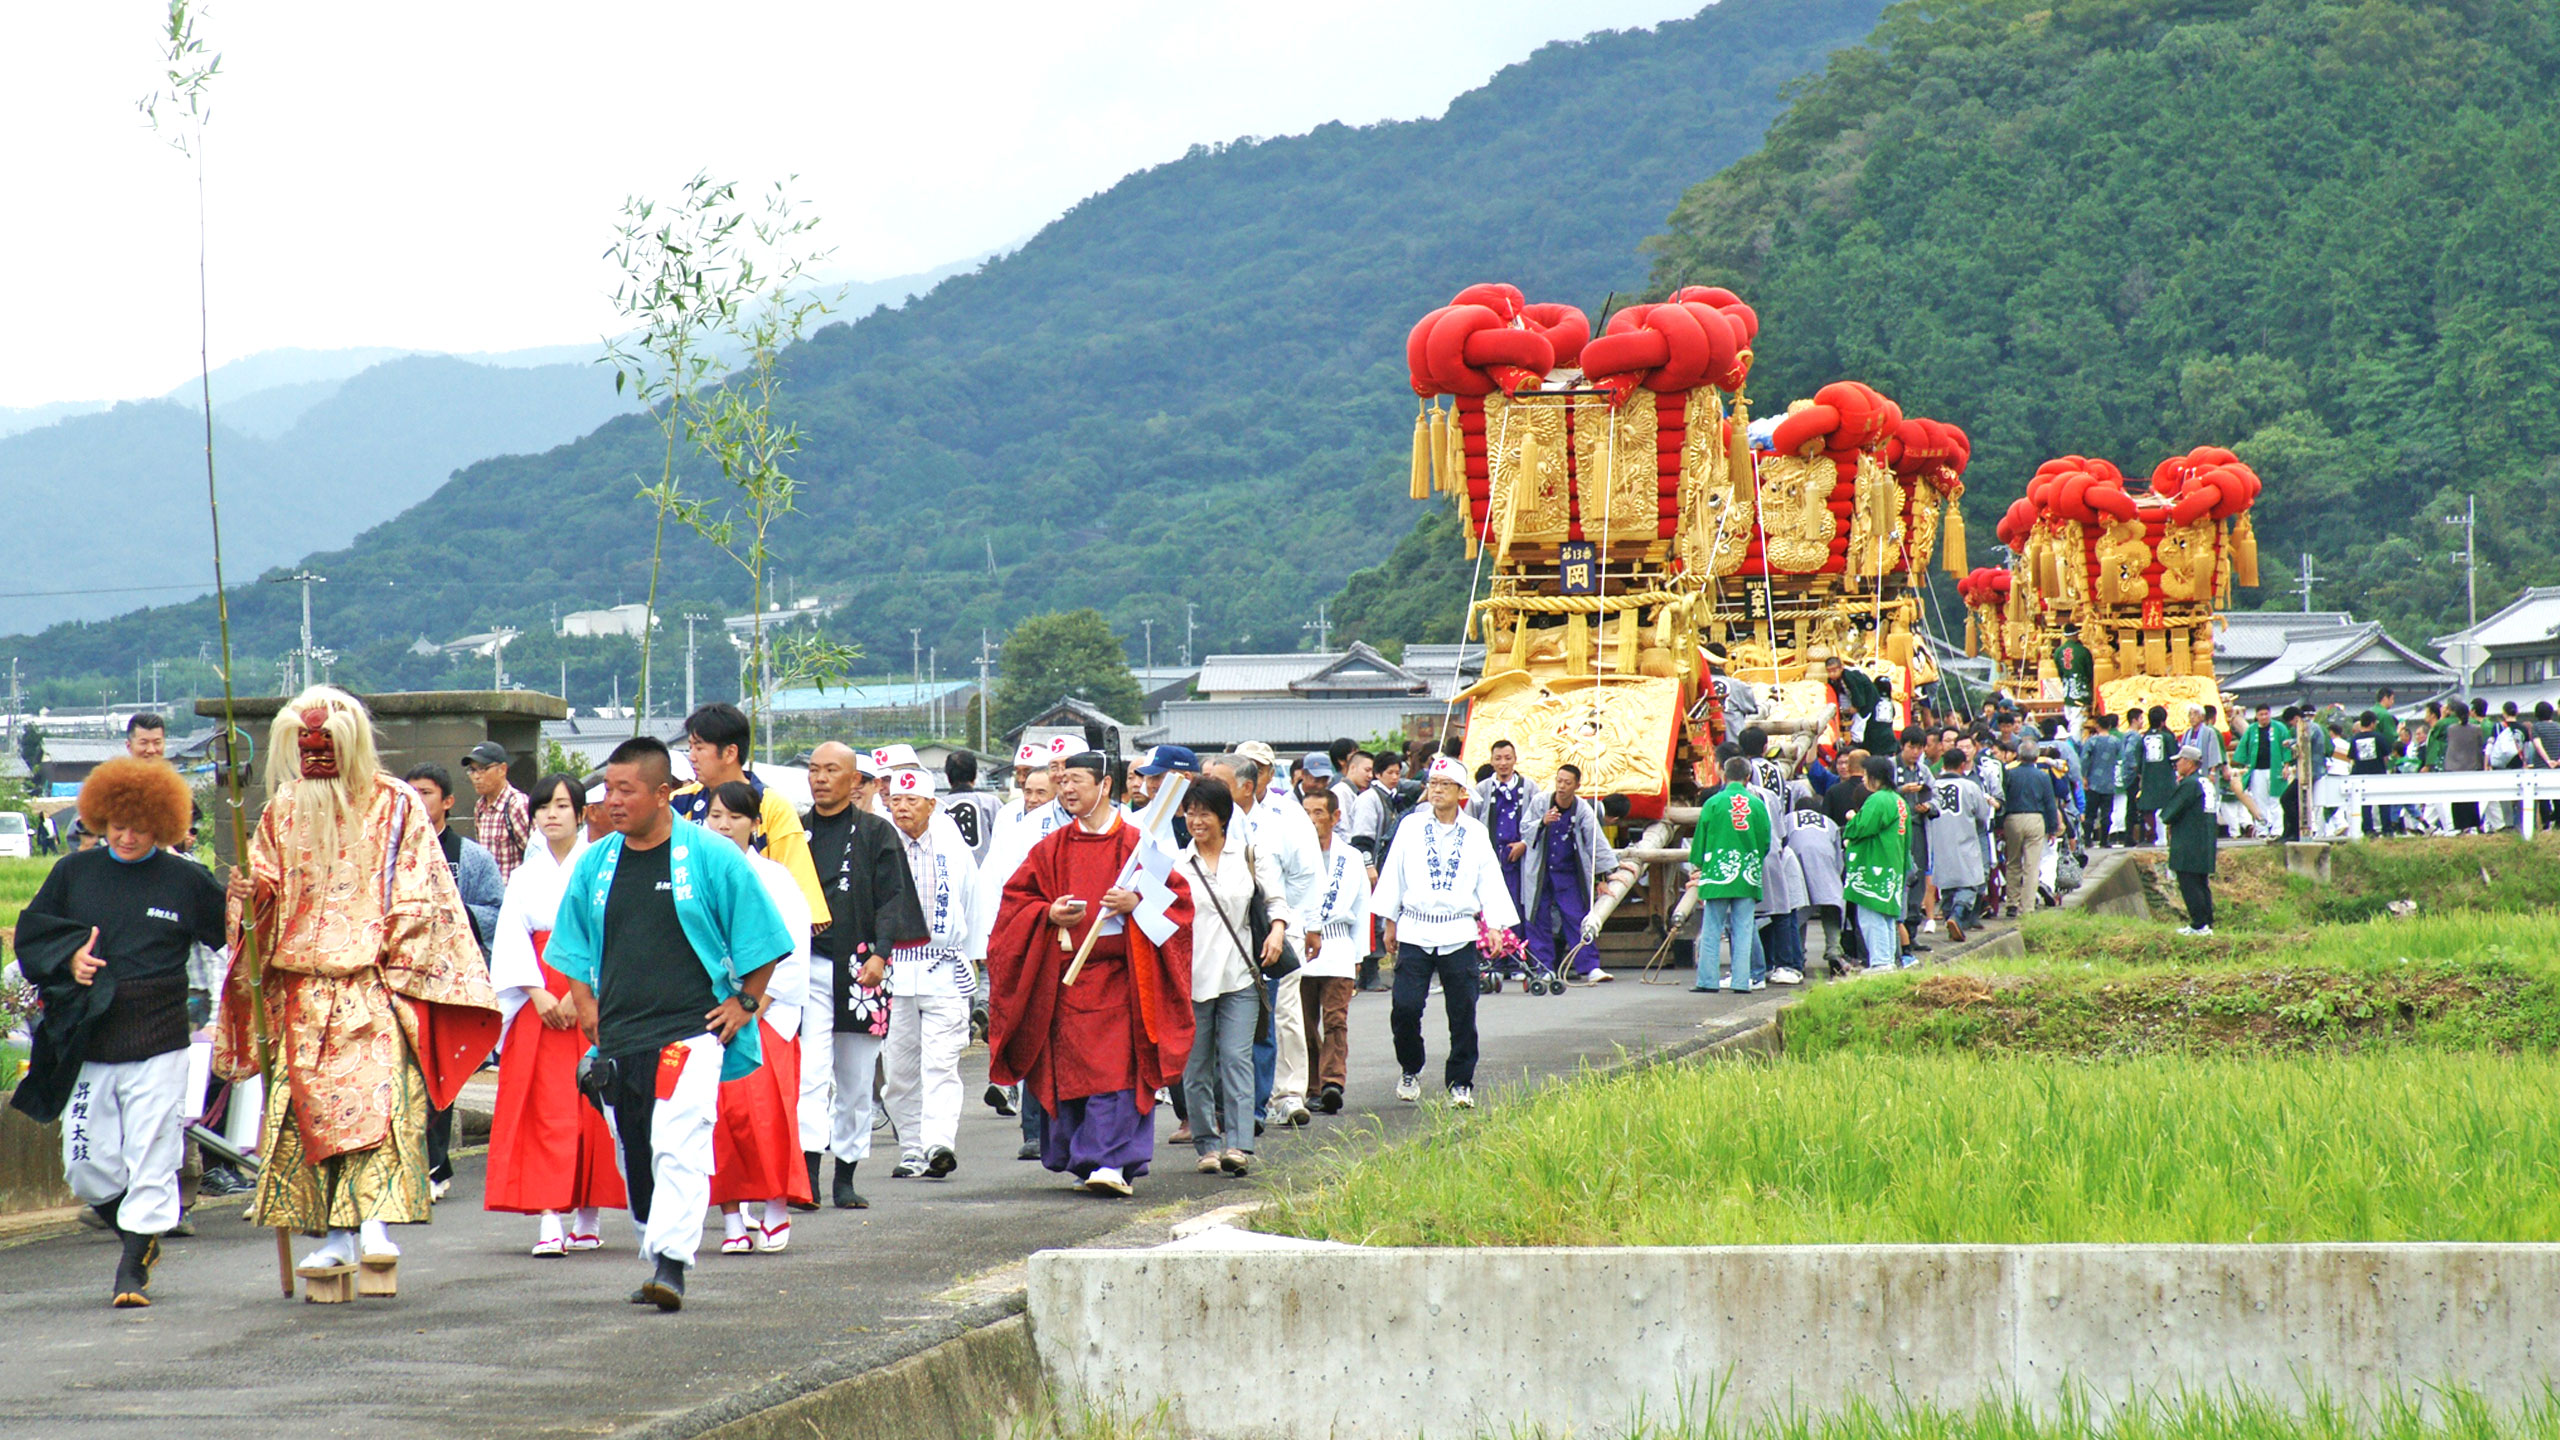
537, 1212, 565, 1244
722, 1209, 748, 1240
305, 1229, 355, 1268
761, 1198, 791, 1232
359, 1218, 398, 1259
573, 1207, 600, 1235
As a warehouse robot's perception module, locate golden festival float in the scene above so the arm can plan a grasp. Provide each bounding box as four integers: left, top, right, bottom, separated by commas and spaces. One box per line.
1402, 282, 1971, 815
1961, 448, 2265, 724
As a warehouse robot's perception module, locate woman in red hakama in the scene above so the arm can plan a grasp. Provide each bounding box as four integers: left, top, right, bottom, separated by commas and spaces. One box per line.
485, 775, 626, 1254
702, 784, 815, 1253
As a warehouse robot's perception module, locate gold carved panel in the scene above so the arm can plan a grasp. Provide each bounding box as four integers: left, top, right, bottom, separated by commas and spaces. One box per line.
1756, 452, 1838, 573
1482, 393, 1573, 547
1460, 674, 1681, 798
2155, 518, 2217, 604
1569, 391, 1658, 546
1678, 391, 1754, 578
1906, 486, 1941, 576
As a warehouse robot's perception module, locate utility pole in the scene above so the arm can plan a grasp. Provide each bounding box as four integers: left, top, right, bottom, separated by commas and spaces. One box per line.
976, 629, 998, 752
1183, 602, 1198, 667
1141, 619, 1154, 678
1303, 600, 1331, 652
2291, 554, 2323, 615
910, 629, 923, 698
2445, 496, 2480, 702
148, 660, 164, 708
560, 658, 569, 707
490, 629, 520, 691
683, 614, 708, 718
266, 570, 326, 693
4, 656, 18, 755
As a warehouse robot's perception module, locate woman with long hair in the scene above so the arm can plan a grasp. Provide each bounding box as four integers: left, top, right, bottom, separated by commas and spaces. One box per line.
484, 774, 625, 1255
702, 781, 814, 1252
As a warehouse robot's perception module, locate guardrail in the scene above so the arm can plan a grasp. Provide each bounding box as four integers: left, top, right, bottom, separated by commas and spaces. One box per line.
2332, 770, 2556, 840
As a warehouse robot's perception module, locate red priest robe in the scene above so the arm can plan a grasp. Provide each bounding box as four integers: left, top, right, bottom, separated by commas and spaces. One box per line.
987, 813, 1192, 1117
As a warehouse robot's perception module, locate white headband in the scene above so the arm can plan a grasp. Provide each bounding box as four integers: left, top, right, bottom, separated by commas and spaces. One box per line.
1015, 742, 1043, 766
1428, 756, 1470, 786
885, 769, 934, 799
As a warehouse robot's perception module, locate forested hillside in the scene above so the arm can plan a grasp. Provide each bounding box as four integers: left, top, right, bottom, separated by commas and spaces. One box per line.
1341, 0, 2560, 651
3, 0, 1889, 709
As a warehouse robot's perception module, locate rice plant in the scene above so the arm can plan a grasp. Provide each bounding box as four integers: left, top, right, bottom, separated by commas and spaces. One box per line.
1261, 1052, 2560, 1248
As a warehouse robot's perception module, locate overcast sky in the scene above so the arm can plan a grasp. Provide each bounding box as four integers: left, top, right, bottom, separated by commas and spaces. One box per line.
1, 1, 1706, 407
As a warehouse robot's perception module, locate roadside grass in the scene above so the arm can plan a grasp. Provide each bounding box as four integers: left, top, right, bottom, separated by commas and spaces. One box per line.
1257, 1051, 2560, 1248
2029, 832, 2560, 951
1789, 913, 2560, 1058
0, 855, 54, 935
1019, 1384, 2560, 1439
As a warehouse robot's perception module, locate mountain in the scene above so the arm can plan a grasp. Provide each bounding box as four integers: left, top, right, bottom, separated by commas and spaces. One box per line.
1336, 0, 2560, 653
0, 0, 1892, 711
0, 355, 637, 635
1643, 0, 2560, 644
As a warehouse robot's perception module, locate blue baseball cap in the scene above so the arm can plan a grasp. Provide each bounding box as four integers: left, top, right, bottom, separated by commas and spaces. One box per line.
1299, 751, 1337, 779
1135, 744, 1201, 777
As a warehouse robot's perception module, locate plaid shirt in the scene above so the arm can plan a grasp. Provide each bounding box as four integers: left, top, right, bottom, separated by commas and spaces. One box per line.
474, 783, 533, 879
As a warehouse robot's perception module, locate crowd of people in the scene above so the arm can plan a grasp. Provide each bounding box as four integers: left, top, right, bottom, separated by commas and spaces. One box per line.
14, 669, 2546, 1314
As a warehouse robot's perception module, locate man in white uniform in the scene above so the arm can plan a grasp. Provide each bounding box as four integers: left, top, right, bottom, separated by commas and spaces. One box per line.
880, 770, 981, 1179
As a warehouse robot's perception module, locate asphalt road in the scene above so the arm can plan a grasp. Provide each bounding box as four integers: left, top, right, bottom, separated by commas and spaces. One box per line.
0, 965, 1795, 1440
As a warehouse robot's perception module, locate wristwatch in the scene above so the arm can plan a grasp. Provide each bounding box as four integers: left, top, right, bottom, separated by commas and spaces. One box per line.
737, 993, 761, 1015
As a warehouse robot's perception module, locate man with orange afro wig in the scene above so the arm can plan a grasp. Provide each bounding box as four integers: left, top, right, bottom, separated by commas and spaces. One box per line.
11, 758, 227, 1306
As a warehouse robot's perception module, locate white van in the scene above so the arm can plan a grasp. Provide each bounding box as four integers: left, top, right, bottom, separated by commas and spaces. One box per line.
0, 811, 29, 860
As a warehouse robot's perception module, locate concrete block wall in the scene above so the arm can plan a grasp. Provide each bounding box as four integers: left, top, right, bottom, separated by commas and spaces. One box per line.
1029, 1244, 2560, 1438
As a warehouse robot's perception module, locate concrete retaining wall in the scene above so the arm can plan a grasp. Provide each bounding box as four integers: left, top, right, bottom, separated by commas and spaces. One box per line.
1029, 1244, 2560, 1437
2059, 849, 2148, 919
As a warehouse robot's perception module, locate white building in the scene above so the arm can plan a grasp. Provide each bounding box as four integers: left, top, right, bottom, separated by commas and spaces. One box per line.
560, 604, 655, 639
2433, 585, 2560, 712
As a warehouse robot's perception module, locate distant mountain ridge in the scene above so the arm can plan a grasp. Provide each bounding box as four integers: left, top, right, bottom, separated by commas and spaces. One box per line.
0, 0, 1891, 707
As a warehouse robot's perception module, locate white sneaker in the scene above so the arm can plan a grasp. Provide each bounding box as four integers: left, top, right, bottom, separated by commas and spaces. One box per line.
2174, 926, 2199, 936
1770, 968, 1803, 986
429, 1177, 451, 1203
1449, 1086, 1476, 1109
1395, 1073, 1421, 1103
1279, 1097, 1312, 1127
2195, 926, 2214, 937
1921, 918, 1938, 934
1865, 962, 1898, 975
1747, 979, 1767, 992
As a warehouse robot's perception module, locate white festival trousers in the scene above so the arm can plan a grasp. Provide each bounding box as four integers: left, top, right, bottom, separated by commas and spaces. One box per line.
798, 959, 836, 1154
602, 1033, 722, 1268
1270, 970, 1309, 1106
63, 1050, 190, 1235
829, 1030, 886, 1164
883, 992, 971, 1159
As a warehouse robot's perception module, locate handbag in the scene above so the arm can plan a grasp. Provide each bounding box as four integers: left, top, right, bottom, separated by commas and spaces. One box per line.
1190, 847, 1298, 981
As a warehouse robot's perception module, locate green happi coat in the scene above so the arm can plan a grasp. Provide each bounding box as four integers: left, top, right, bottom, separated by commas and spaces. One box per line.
1842, 788, 1908, 917
1687, 782, 1771, 899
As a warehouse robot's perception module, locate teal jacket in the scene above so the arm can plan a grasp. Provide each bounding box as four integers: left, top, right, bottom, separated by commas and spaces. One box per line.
547, 817, 796, 1082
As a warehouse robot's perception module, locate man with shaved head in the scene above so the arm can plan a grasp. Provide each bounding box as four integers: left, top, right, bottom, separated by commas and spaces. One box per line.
797, 741, 927, 1209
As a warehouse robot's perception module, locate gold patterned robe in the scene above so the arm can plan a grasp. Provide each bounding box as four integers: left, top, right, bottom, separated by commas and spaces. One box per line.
218, 773, 500, 1229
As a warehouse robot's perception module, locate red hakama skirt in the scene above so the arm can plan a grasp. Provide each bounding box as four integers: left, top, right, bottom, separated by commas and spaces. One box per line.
709, 1016, 810, 1206
483, 934, 628, 1215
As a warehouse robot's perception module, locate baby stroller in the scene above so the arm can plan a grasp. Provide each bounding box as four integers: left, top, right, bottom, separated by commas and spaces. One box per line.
1475, 921, 1566, 996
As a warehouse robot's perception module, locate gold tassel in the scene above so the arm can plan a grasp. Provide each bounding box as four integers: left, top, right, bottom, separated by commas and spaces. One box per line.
1726, 395, 1754, 517
1442, 406, 1466, 496
1428, 406, 1451, 495
1616, 604, 1641, 675
1965, 614, 1979, 657
1507, 614, 1533, 672
2232, 513, 2260, 587
1943, 500, 1966, 576
1409, 403, 1431, 501
1566, 613, 1592, 676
